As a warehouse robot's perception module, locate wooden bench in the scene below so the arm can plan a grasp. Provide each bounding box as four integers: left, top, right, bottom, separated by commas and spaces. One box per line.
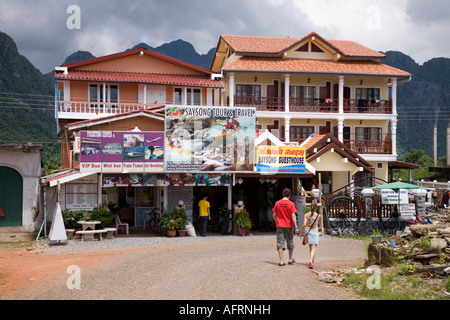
75, 229, 107, 241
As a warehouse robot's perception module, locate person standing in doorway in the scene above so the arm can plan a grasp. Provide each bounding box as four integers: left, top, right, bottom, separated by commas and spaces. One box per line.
198, 194, 211, 237
272, 188, 298, 266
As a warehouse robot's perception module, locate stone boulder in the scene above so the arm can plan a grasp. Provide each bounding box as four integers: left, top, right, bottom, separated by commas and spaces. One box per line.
410, 224, 445, 237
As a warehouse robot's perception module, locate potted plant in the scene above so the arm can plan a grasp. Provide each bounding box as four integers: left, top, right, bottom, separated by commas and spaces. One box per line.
160, 209, 177, 237
175, 207, 188, 237
371, 228, 383, 244
233, 209, 251, 236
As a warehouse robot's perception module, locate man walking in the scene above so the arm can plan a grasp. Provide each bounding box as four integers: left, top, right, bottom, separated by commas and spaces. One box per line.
272, 188, 298, 266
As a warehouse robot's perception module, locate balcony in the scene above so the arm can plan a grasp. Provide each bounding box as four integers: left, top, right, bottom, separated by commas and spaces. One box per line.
343, 99, 392, 114
234, 96, 285, 111
290, 98, 338, 113
57, 101, 162, 119
234, 97, 392, 114
344, 139, 392, 154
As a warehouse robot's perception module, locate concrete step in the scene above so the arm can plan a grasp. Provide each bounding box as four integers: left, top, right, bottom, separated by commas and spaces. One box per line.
0, 227, 36, 242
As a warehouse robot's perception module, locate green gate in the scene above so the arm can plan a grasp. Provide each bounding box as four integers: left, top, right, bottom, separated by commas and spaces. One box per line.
0, 167, 23, 227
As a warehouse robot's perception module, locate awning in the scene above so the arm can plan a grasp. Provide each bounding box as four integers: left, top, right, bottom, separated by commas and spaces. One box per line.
388, 161, 420, 170
42, 170, 97, 187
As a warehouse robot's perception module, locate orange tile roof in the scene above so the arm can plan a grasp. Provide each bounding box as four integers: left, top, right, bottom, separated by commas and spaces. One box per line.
222, 57, 410, 78
327, 40, 385, 59
220, 32, 386, 58
62, 48, 213, 75
55, 70, 224, 88
301, 134, 326, 150
221, 34, 301, 54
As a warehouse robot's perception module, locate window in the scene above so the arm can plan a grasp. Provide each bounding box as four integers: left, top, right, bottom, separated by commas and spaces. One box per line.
355, 127, 381, 141
290, 126, 314, 142
89, 84, 119, 107
290, 85, 315, 106
296, 43, 309, 52
187, 88, 201, 105
174, 88, 183, 105
311, 43, 324, 53
356, 88, 380, 101
174, 88, 202, 105
290, 86, 315, 99
236, 84, 261, 100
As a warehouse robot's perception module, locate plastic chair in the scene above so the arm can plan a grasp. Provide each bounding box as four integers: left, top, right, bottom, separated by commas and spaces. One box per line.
143, 210, 152, 230
114, 214, 129, 235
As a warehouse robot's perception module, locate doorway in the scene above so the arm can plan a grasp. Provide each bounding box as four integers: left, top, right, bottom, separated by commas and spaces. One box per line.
0, 167, 23, 227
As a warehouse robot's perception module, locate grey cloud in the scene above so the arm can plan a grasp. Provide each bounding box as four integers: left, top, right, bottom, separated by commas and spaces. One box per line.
406, 0, 450, 25
0, 0, 448, 72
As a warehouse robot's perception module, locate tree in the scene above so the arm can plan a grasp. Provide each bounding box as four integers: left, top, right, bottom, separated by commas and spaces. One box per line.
394, 149, 436, 181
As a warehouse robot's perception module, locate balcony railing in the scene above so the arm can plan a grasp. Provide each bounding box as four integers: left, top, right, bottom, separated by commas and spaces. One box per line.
57, 101, 160, 117
343, 99, 392, 114
344, 139, 392, 154
290, 98, 338, 112
234, 96, 285, 111
234, 97, 392, 114
272, 137, 392, 154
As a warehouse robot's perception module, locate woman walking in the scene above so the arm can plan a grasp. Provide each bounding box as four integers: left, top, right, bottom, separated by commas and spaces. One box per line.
301, 201, 320, 269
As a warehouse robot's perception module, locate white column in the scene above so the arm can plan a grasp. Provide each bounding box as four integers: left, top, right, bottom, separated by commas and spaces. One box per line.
229, 73, 235, 107
102, 82, 107, 112
183, 87, 188, 105
338, 76, 344, 114
284, 117, 290, 143
143, 84, 147, 105
391, 119, 397, 157
338, 117, 344, 143
284, 74, 290, 113
391, 78, 397, 115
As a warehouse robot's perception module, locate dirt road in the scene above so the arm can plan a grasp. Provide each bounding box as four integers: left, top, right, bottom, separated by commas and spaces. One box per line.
0, 235, 365, 301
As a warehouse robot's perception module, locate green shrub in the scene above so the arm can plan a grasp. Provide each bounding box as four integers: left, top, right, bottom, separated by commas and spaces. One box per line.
233, 209, 251, 229
62, 209, 86, 229
90, 207, 115, 228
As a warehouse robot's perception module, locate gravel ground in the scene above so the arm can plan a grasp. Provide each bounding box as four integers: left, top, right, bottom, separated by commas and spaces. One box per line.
2, 233, 366, 301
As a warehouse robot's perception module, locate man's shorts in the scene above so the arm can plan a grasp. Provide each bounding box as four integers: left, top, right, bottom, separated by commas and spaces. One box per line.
276, 227, 294, 250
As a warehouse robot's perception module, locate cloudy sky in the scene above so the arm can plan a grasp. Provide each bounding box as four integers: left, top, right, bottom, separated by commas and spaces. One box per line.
0, 0, 449, 73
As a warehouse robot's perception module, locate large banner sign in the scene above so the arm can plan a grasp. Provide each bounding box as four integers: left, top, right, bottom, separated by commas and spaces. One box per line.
165, 105, 256, 172
80, 131, 164, 173
257, 146, 306, 173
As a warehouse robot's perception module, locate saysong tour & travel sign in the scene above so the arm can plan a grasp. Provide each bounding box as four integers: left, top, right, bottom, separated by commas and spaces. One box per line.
164, 105, 256, 172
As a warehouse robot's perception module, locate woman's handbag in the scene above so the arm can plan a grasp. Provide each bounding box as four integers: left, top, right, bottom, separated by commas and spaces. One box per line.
302, 212, 319, 245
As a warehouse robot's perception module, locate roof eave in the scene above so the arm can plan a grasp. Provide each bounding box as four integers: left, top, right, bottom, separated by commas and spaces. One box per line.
220, 68, 410, 80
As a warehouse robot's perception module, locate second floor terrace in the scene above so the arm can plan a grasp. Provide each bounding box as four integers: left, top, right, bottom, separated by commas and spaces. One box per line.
233, 96, 392, 114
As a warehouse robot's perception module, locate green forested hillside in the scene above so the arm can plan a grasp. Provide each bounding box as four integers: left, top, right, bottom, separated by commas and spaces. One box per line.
0, 31, 58, 169
383, 51, 450, 159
